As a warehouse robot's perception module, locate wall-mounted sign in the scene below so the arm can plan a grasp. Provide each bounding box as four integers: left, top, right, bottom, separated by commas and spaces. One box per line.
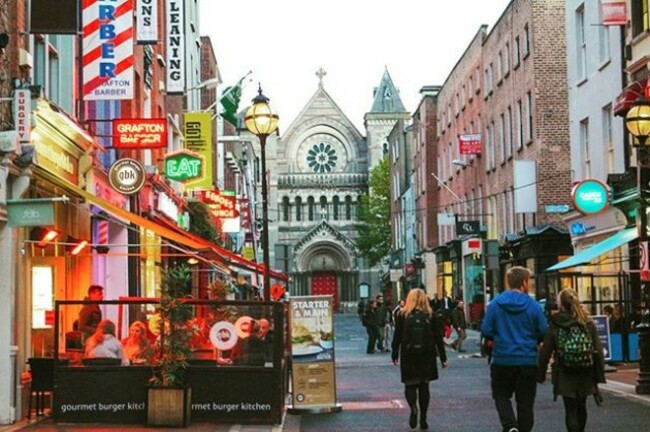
165, 150, 203, 182
82, 0, 134, 100
108, 158, 146, 195
165, 0, 184, 94
183, 112, 213, 190
571, 179, 610, 215
7, 200, 54, 227
456, 220, 480, 235
458, 133, 482, 155
136, 0, 158, 43
14, 89, 31, 143
113, 119, 167, 149
601, 1, 627, 26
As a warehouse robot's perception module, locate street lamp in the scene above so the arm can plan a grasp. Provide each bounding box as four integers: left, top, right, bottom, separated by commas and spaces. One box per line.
245, 84, 279, 301
624, 95, 650, 395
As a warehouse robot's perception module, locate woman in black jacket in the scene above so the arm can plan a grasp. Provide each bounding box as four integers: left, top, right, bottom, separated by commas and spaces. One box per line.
538, 288, 606, 432
392, 288, 448, 430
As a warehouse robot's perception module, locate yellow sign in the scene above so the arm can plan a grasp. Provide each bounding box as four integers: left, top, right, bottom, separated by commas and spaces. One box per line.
183, 111, 213, 189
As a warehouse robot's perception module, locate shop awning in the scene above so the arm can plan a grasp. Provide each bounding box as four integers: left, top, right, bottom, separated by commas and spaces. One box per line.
35, 167, 287, 282
614, 78, 648, 116
546, 227, 637, 271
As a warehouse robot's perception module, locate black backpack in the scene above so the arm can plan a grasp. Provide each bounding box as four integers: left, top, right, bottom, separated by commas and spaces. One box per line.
403, 310, 434, 354
557, 324, 594, 369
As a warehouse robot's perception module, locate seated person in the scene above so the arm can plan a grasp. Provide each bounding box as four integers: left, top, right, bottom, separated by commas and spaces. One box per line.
121, 321, 154, 364
84, 319, 128, 366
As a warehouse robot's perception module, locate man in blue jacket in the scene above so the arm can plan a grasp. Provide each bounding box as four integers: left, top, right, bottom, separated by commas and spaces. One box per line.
481, 266, 548, 432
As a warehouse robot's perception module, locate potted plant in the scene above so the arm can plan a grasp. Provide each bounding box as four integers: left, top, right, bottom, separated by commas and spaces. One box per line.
147, 264, 196, 427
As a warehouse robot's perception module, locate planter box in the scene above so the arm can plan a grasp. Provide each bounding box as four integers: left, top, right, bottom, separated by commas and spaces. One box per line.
147, 386, 191, 427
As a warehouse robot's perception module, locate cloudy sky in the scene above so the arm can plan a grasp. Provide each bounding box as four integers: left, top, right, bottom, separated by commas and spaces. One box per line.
202, 0, 512, 132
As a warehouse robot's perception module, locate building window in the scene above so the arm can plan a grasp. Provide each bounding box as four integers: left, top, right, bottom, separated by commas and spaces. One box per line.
497, 51, 503, 84
632, 0, 650, 37
319, 196, 328, 219
603, 105, 614, 173
295, 197, 302, 221
504, 42, 511, 76
308, 196, 315, 221
282, 197, 290, 222
577, 5, 587, 80
333, 196, 340, 220
523, 23, 530, 57
506, 106, 513, 158
516, 100, 523, 150
345, 196, 352, 220
514, 36, 521, 68
598, 10, 610, 62
500, 113, 506, 163
525, 91, 533, 142
580, 118, 590, 178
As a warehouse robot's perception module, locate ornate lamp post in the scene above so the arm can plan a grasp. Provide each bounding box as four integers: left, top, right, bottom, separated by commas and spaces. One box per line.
245, 85, 279, 301
624, 95, 650, 394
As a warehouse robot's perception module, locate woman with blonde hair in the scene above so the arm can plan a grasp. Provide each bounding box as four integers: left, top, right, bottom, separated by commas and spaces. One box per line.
392, 289, 448, 430
538, 288, 606, 432
84, 319, 128, 366
121, 320, 154, 364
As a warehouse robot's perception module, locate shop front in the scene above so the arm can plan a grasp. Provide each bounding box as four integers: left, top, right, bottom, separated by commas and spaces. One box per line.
51, 299, 287, 425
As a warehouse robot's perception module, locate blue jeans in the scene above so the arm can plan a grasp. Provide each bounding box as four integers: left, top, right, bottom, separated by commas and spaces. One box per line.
490, 364, 538, 432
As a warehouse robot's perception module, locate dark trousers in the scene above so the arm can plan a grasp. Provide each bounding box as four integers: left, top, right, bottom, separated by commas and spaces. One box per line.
490, 364, 538, 432
366, 326, 379, 353
562, 396, 587, 432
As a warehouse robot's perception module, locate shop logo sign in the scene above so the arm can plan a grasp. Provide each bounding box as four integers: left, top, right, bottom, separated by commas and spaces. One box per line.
571, 179, 610, 215
109, 158, 146, 195
164, 150, 203, 182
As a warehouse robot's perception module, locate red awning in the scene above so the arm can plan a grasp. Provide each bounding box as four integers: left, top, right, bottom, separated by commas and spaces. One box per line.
152, 215, 288, 282
614, 77, 648, 116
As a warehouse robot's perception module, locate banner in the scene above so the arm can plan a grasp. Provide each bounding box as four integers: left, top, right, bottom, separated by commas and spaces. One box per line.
458, 133, 482, 155
166, 0, 185, 94
183, 112, 213, 189
136, 0, 158, 43
289, 296, 337, 409
82, 0, 134, 100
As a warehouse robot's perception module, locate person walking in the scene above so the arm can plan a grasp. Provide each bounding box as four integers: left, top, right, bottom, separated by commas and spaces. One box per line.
537, 288, 606, 432
481, 266, 548, 432
451, 300, 468, 352
374, 294, 389, 352
392, 288, 448, 430
362, 300, 380, 354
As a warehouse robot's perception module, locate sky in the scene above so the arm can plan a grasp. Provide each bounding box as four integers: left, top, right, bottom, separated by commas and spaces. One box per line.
202, 0, 513, 133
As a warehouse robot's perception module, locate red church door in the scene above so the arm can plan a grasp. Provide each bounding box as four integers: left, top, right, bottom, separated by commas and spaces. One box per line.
312, 272, 337, 310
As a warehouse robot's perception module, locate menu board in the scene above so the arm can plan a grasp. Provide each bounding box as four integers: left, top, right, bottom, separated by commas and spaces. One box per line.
290, 296, 337, 409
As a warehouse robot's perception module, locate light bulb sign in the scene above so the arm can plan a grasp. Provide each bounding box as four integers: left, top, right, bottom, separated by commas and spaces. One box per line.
164, 150, 203, 182
571, 179, 610, 215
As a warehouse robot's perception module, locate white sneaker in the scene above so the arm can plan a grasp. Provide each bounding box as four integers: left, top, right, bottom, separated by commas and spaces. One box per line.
508, 428, 519, 432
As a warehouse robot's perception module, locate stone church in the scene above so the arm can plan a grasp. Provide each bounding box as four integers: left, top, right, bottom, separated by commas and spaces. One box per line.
270, 68, 409, 311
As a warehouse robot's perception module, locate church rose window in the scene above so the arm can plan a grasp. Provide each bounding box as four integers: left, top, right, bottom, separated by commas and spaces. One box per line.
306, 142, 338, 173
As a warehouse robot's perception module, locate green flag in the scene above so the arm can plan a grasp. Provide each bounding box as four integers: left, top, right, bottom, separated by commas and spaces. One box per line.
220, 72, 250, 126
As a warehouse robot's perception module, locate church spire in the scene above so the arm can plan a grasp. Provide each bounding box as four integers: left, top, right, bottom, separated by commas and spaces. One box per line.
369, 67, 407, 113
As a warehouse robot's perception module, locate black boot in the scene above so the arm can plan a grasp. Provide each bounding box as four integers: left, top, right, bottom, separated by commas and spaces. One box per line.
420, 413, 428, 430
409, 407, 418, 429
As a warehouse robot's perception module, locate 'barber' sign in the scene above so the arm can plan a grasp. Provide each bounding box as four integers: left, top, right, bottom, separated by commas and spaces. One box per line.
82, 0, 134, 100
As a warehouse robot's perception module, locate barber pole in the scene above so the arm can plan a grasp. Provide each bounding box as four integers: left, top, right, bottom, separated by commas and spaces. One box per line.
82, 0, 134, 100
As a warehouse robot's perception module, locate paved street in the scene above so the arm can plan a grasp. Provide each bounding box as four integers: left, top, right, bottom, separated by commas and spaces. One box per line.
4, 313, 650, 431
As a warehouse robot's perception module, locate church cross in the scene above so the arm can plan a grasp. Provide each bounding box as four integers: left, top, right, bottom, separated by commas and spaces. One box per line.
316, 67, 327, 87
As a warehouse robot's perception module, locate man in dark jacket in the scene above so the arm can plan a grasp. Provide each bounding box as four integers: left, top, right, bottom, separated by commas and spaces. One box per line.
78, 285, 104, 341
451, 300, 468, 352
362, 300, 380, 354
481, 267, 548, 432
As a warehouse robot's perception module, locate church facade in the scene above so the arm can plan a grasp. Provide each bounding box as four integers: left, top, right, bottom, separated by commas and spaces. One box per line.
269, 68, 409, 310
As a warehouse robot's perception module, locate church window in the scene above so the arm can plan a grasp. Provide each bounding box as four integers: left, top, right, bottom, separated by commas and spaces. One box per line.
306, 142, 338, 173
320, 196, 328, 219
282, 197, 290, 222
333, 196, 340, 220
308, 196, 315, 221
345, 196, 352, 220
295, 197, 302, 221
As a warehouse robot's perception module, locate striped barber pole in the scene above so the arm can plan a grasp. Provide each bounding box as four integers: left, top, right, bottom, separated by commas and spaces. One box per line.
82, 0, 134, 100
97, 219, 109, 245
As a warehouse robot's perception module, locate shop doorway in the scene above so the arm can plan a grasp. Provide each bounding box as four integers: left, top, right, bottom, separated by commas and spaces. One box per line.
312, 272, 338, 310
